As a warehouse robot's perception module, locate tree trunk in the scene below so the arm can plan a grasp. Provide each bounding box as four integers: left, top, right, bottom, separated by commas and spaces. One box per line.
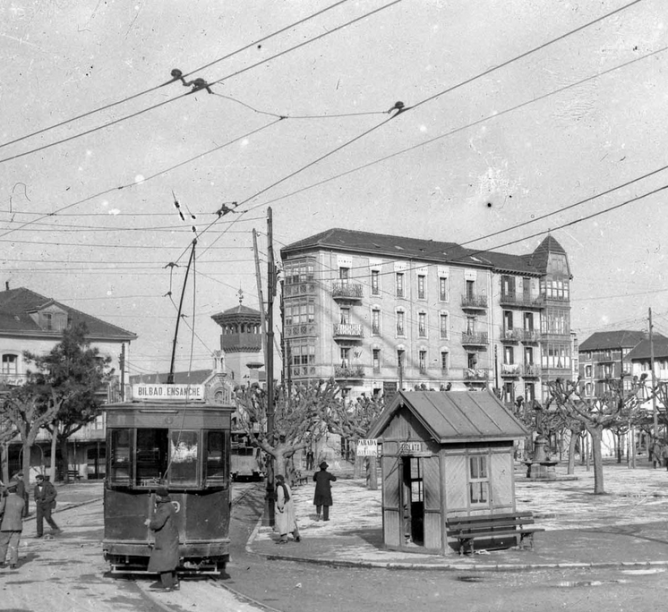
22, 439, 32, 476
50, 426, 58, 483
354, 454, 365, 479
59, 434, 70, 481
567, 428, 577, 475
366, 457, 378, 490
1, 444, 9, 483
588, 426, 606, 494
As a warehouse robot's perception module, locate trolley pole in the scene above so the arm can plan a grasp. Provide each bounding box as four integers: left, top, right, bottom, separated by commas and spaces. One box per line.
650, 307, 658, 437
264, 207, 276, 526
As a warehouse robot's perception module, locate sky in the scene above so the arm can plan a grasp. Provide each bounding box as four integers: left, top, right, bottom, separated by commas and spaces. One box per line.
0, 0, 666, 376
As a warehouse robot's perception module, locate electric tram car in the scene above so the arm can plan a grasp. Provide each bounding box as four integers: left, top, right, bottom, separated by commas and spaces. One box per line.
102, 396, 234, 575
231, 432, 265, 481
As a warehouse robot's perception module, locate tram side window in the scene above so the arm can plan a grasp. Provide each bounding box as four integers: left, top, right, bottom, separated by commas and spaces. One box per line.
136, 429, 169, 486
205, 431, 227, 486
170, 430, 199, 486
110, 429, 131, 484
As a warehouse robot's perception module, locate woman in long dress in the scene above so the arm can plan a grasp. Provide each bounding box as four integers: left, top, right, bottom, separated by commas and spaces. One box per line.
275, 474, 300, 544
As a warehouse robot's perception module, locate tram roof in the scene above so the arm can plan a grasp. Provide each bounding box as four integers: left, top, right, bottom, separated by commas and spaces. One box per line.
103, 400, 234, 411
368, 390, 528, 443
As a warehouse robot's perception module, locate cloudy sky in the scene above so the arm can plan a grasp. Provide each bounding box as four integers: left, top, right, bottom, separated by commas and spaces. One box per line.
0, 0, 666, 376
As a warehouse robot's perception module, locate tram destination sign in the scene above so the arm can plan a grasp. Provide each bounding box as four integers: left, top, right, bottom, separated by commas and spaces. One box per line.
132, 384, 205, 400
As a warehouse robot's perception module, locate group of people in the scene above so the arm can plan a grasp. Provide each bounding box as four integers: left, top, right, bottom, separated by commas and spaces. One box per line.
0, 472, 61, 569
649, 440, 668, 469
274, 460, 338, 544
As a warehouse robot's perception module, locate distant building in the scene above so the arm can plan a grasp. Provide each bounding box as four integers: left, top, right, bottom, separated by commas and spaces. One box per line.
578, 330, 660, 398
211, 300, 265, 384
625, 335, 668, 406
280, 229, 573, 404
0, 286, 136, 480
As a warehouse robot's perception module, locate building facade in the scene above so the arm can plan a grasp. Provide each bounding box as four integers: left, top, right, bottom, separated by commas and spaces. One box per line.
578, 330, 651, 398
0, 287, 137, 481
280, 229, 573, 404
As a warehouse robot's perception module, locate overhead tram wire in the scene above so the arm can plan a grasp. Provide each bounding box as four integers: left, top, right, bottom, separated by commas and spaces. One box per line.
0, 120, 281, 241
245, 44, 668, 216
0, 0, 354, 152
0, 0, 400, 166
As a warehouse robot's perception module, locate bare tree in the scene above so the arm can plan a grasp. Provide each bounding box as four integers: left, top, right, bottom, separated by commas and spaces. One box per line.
1, 385, 59, 482
547, 377, 641, 494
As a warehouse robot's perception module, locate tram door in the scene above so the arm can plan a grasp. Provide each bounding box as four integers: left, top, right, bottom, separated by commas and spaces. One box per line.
401, 456, 424, 545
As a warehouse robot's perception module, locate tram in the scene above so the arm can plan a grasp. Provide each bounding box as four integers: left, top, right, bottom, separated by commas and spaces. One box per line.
102, 390, 234, 575
230, 432, 265, 481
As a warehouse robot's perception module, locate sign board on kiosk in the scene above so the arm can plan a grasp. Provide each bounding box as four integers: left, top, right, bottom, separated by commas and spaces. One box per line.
132, 384, 205, 401
356, 439, 378, 457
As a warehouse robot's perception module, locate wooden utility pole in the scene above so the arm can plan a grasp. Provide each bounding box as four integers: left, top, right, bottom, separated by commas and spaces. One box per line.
264, 207, 276, 526
650, 307, 658, 436
252, 229, 267, 338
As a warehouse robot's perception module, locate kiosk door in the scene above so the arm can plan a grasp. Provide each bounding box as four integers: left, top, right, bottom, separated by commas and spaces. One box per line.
402, 457, 424, 545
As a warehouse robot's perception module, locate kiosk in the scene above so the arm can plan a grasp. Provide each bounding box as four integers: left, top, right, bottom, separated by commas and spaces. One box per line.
368, 390, 528, 555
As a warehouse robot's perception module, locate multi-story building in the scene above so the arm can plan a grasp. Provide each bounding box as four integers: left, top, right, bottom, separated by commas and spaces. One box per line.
0, 286, 137, 480
280, 229, 573, 404
578, 330, 654, 398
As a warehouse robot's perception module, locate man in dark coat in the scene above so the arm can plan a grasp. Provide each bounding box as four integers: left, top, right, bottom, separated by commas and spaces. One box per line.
145, 487, 180, 591
34, 474, 60, 538
0, 480, 25, 568
313, 461, 337, 521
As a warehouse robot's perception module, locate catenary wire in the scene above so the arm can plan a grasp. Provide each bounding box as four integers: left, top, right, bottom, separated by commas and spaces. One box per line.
0, 0, 354, 151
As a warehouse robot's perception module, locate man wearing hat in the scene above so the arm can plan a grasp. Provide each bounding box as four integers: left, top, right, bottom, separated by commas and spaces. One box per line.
0, 480, 25, 569
34, 474, 60, 538
144, 487, 180, 591
313, 461, 337, 521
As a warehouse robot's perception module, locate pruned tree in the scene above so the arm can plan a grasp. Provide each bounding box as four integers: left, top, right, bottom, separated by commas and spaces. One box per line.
326, 394, 386, 489
1, 384, 59, 482
547, 377, 641, 494
24, 322, 114, 480
233, 379, 342, 481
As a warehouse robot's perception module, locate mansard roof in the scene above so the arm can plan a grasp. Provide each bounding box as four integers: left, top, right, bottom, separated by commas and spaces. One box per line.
0, 287, 136, 341
280, 228, 559, 276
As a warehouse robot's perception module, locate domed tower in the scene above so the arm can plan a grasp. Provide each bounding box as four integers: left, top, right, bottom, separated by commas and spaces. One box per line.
211, 294, 264, 383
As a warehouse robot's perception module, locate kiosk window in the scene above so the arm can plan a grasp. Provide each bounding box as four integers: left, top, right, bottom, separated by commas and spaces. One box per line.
110, 429, 131, 484
469, 455, 489, 505
170, 430, 199, 485
136, 429, 169, 486
206, 431, 227, 485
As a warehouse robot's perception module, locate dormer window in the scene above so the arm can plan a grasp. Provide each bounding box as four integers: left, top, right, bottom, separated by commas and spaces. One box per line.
38, 308, 67, 331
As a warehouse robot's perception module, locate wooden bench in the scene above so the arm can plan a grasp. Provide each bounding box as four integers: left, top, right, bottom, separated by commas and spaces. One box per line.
66, 470, 82, 482
446, 512, 544, 555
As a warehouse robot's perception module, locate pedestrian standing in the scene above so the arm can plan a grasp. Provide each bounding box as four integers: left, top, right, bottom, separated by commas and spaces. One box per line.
12, 473, 28, 518
274, 474, 300, 544
305, 449, 314, 471
651, 440, 662, 469
0, 480, 25, 569
661, 444, 668, 471
145, 487, 180, 591
34, 474, 60, 538
313, 461, 337, 521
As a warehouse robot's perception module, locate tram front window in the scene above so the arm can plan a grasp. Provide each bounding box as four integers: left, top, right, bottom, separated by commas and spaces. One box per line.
136, 429, 169, 486
206, 431, 227, 486
110, 429, 131, 484
170, 430, 198, 485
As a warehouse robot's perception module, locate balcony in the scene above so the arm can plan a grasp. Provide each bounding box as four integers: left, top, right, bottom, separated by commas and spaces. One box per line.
463, 368, 489, 382
522, 364, 541, 378
462, 331, 489, 346
461, 294, 488, 311
499, 293, 544, 309
333, 323, 363, 340
501, 363, 521, 378
332, 282, 363, 301
521, 330, 541, 343
501, 328, 522, 343
334, 365, 365, 380
0, 373, 27, 386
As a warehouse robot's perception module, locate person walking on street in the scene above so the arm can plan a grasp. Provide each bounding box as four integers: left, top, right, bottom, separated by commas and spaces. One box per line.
12, 473, 28, 518
305, 449, 314, 471
0, 480, 25, 569
661, 444, 668, 471
145, 487, 180, 591
34, 474, 60, 538
313, 461, 337, 521
650, 439, 662, 469
274, 474, 300, 544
